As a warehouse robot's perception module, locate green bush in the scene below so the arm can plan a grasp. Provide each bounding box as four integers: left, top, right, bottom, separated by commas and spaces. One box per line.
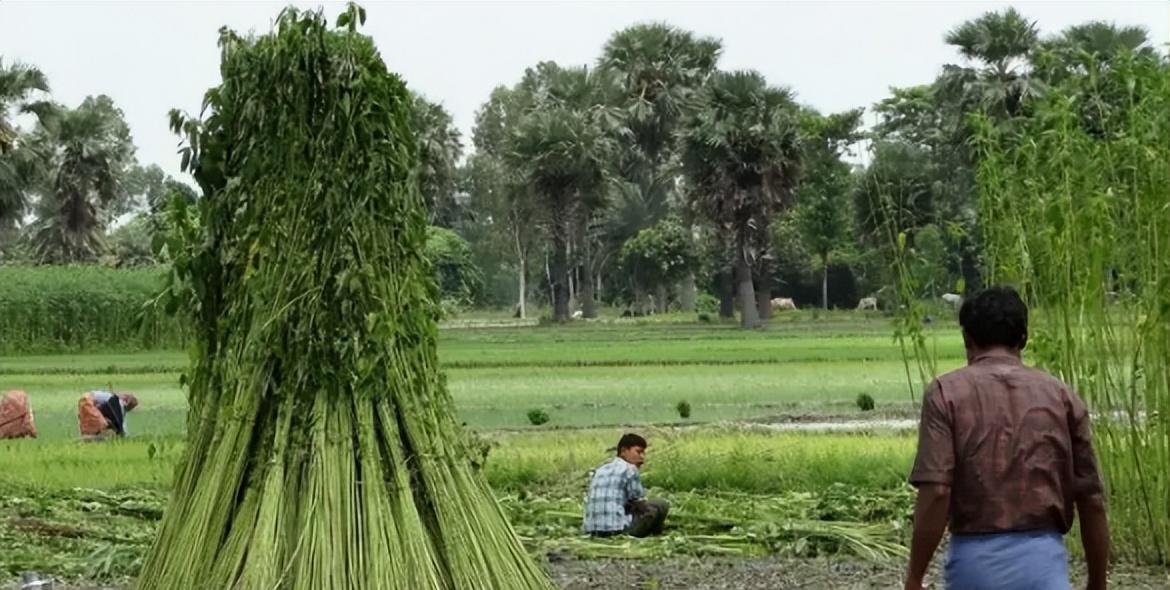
856, 393, 875, 412
0, 265, 184, 353
695, 293, 719, 314
425, 226, 483, 305
676, 400, 692, 419
526, 409, 550, 426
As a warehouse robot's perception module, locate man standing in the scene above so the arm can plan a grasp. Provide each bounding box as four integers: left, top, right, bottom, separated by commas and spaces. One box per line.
583, 433, 670, 538
905, 287, 1110, 590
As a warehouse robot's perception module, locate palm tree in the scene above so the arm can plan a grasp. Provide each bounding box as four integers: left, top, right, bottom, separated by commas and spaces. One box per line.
507, 64, 619, 321
600, 24, 721, 310
600, 24, 721, 170
1040, 21, 1154, 68
411, 94, 464, 228
937, 8, 1043, 121
29, 95, 135, 263
681, 71, 802, 328
0, 60, 50, 232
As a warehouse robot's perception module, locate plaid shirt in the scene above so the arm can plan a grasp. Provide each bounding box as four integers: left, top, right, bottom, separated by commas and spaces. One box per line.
582, 457, 646, 533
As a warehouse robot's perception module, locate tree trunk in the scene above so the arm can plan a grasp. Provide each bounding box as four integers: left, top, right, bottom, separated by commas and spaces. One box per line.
579, 219, 597, 319
679, 272, 697, 312
633, 285, 649, 316
822, 258, 830, 311
655, 284, 668, 315
568, 268, 576, 311
719, 266, 735, 318
545, 252, 554, 312
514, 229, 527, 319
551, 232, 570, 322
755, 258, 772, 321
735, 232, 761, 328
756, 289, 771, 321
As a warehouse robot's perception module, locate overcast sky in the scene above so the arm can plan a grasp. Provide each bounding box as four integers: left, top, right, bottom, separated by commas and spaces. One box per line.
2, 1, 1167, 180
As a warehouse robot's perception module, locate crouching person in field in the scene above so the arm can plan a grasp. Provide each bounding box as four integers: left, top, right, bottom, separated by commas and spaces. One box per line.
583, 433, 669, 538
904, 287, 1109, 590
0, 390, 37, 439
79, 390, 139, 439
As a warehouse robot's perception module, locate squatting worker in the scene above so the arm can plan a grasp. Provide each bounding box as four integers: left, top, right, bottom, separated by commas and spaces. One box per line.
582, 433, 670, 537
904, 286, 1109, 590
79, 390, 139, 439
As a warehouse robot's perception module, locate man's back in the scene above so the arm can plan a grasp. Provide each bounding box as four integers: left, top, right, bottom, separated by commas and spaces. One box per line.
904, 287, 1109, 590
911, 351, 1103, 534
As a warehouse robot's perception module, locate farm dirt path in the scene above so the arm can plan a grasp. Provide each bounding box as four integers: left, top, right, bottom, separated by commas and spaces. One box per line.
22, 558, 1169, 590
550, 557, 1169, 589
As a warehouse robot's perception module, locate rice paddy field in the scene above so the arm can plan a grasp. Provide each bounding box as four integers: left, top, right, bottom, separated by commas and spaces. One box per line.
3, 313, 1167, 589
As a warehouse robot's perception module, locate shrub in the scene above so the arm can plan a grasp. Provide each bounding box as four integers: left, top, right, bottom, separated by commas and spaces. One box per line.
695, 293, 719, 314
676, 401, 692, 419
856, 393, 875, 412
527, 409, 550, 426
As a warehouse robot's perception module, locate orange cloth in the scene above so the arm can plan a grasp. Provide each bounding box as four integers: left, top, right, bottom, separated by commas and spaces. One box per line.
78, 392, 110, 436
0, 390, 37, 439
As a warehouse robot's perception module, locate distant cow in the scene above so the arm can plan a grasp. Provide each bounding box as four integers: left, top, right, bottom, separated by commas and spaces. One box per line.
857, 297, 878, 311
770, 297, 796, 311
942, 293, 963, 308
571, 310, 583, 319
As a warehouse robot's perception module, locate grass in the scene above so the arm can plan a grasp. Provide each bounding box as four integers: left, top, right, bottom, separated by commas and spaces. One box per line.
0, 430, 918, 580
0, 318, 968, 436
0, 320, 965, 374
2, 359, 959, 437
0, 426, 916, 495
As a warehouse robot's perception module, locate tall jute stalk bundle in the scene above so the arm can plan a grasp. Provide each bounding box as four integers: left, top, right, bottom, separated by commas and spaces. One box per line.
970, 53, 1169, 563
137, 7, 551, 589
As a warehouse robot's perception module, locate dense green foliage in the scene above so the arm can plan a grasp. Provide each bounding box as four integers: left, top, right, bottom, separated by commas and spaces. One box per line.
0, 265, 181, 353
140, 8, 549, 589
425, 225, 482, 305
619, 218, 698, 313
972, 50, 1170, 564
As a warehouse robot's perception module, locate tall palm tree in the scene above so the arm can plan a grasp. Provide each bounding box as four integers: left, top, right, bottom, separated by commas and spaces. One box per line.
600, 24, 721, 170
1033, 23, 1158, 140
507, 64, 619, 321
411, 94, 464, 228
681, 71, 802, 328
0, 60, 50, 232
937, 8, 1043, 121
1041, 21, 1154, 67
600, 24, 721, 310
29, 95, 135, 263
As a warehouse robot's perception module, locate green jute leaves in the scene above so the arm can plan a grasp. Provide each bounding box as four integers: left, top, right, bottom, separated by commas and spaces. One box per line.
137, 7, 552, 589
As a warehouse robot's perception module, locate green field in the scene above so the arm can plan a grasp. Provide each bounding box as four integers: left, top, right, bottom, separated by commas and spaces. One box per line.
1, 314, 963, 436
1, 316, 939, 579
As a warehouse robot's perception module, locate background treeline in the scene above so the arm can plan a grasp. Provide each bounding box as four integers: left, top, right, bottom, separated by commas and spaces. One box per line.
1, 9, 1165, 334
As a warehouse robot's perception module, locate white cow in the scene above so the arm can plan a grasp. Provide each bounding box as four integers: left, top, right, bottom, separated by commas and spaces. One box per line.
571, 310, 583, 319
941, 293, 963, 308
770, 297, 796, 311
856, 297, 878, 311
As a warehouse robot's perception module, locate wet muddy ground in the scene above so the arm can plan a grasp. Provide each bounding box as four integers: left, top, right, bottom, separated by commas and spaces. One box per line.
550, 557, 1168, 589
16, 557, 1168, 590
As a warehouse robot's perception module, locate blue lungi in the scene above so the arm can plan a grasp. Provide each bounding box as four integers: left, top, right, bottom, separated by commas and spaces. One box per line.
946, 530, 1071, 590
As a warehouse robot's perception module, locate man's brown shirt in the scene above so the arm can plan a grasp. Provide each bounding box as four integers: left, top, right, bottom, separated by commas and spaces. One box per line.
909, 351, 1104, 534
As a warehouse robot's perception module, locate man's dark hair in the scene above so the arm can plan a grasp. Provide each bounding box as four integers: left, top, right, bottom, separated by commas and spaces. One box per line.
959, 286, 1029, 350
616, 433, 648, 453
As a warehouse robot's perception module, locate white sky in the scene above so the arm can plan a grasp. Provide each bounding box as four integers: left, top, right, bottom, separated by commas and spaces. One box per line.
1, 1, 1167, 180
